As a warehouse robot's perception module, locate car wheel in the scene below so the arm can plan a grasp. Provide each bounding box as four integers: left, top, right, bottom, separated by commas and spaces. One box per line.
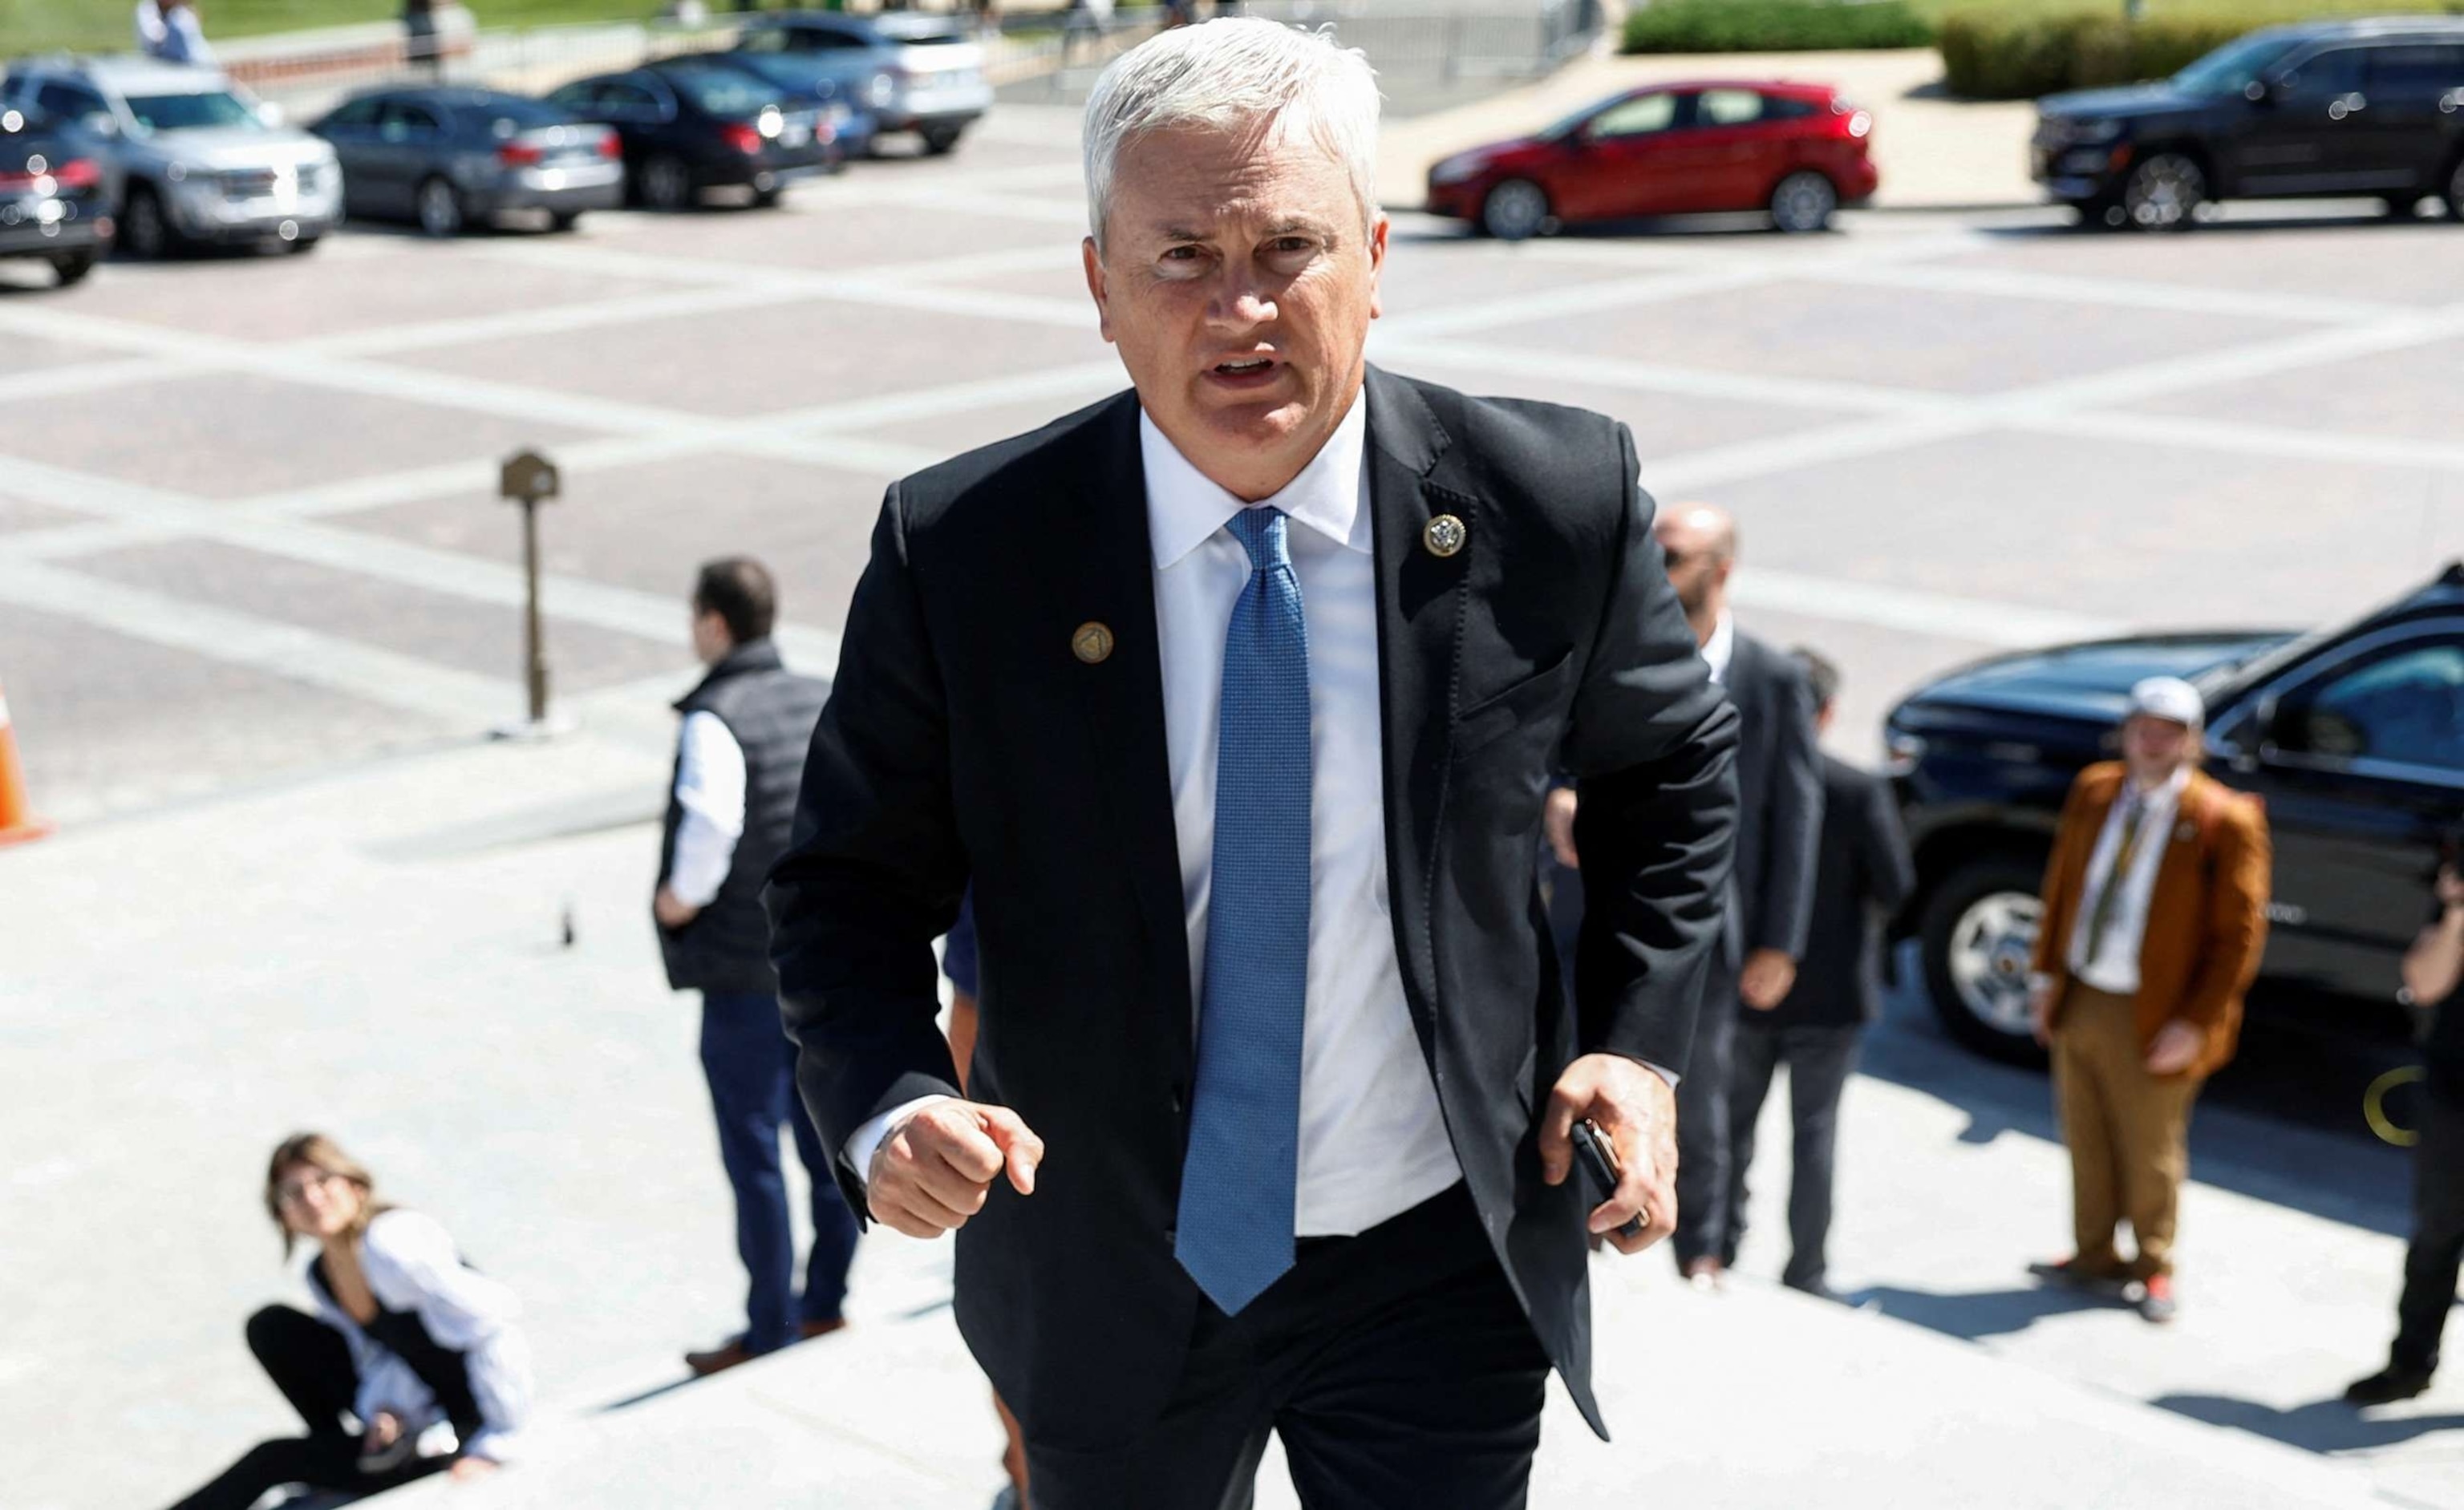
2445, 155, 2464, 221
751, 185, 784, 209
1479, 178, 1549, 241
1769, 170, 1838, 234
120, 184, 175, 260
286, 235, 322, 255
920, 123, 962, 156
1918, 853, 2051, 1065
641, 155, 693, 212
416, 176, 464, 238
548, 210, 582, 233
2122, 152, 2205, 232
50, 248, 99, 285
2382, 193, 2424, 221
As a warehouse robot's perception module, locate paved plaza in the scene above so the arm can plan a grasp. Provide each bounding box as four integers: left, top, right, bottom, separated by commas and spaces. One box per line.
4, 93, 2464, 1510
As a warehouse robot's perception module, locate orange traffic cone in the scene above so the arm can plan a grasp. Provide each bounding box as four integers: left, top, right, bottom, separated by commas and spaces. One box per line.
0, 678, 52, 847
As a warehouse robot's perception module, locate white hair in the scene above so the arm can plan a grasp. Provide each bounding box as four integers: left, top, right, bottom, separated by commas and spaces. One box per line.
1081, 17, 1382, 253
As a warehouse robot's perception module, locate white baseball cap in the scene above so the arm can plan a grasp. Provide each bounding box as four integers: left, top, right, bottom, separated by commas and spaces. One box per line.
2127, 675, 2204, 730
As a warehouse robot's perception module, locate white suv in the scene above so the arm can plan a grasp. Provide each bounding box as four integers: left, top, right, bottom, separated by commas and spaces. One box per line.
3, 57, 342, 257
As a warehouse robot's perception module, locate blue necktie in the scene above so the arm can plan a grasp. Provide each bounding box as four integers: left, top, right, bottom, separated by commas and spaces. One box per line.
1175, 506, 1312, 1316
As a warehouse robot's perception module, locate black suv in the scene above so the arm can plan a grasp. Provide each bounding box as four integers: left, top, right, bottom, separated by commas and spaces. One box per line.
1887, 565, 2464, 1062
0, 103, 110, 286
2032, 18, 2464, 229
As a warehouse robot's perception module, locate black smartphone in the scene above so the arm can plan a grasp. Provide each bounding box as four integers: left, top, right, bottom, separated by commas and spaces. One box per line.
1570, 1119, 1645, 1240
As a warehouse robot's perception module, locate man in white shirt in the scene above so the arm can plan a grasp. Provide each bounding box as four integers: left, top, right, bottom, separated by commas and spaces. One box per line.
2026, 676, 2271, 1325
767, 19, 1739, 1505
652, 558, 858, 1377
135, 0, 214, 65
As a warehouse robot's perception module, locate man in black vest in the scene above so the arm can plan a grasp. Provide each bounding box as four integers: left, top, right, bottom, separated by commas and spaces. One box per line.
1722, 649, 1911, 1302
654, 557, 857, 1378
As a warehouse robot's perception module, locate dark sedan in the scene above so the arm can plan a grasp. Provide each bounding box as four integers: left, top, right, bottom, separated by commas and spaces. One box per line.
311, 87, 623, 237
727, 11, 991, 156
0, 104, 111, 285
2032, 18, 2464, 229
547, 59, 836, 211
1887, 564, 2464, 1062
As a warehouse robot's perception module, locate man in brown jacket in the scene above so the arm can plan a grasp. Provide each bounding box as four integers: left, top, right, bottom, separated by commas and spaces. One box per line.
2025, 676, 2271, 1324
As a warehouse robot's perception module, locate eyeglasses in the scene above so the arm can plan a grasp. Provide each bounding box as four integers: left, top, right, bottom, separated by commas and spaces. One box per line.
274, 1168, 339, 1207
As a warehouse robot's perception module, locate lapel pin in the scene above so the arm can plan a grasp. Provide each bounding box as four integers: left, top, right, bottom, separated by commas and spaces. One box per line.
1423, 513, 1467, 559
1072, 621, 1115, 665
2176, 820, 2197, 843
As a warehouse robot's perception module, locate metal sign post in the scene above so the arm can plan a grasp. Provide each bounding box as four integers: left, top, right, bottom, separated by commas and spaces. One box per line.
496, 448, 569, 740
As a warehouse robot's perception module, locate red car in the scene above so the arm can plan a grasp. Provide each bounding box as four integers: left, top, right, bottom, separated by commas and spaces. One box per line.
1424, 80, 1878, 239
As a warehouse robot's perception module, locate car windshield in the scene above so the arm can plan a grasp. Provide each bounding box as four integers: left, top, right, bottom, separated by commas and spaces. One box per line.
2173, 33, 2304, 97
124, 89, 260, 132
667, 67, 778, 115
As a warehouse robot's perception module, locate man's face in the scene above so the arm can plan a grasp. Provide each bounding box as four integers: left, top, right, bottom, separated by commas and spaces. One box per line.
689, 604, 731, 665
2122, 714, 2194, 783
1084, 117, 1384, 501
1652, 516, 1729, 619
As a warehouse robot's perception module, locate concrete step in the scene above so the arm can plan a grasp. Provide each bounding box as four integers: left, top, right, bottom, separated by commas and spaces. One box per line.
375, 1245, 2392, 1510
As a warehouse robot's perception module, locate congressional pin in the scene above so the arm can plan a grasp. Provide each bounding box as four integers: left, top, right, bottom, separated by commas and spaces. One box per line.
2176, 821, 2198, 843
1072, 621, 1115, 665
1423, 513, 1467, 559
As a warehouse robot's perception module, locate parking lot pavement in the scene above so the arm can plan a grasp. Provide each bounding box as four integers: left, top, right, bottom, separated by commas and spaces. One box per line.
5, 99, 2464, 1507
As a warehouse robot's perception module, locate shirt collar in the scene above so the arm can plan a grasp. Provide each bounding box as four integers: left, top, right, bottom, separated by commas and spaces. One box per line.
1141, 390, 1370, 570
1703, 611, 1736, 686
2127, 763, 2193, 808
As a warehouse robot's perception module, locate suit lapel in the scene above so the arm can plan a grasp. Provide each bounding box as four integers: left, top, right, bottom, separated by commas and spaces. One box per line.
1365, 366, 1475, 1048
1068, 394, 1195, 1073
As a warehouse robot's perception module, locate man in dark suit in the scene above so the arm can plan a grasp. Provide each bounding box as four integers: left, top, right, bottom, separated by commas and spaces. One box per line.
763, 18, 1737, 1508
1648, 503, 1825, 1286
1722, 649, 1911, 1302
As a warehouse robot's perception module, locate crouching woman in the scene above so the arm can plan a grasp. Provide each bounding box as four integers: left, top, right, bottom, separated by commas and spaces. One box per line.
166, 1132, 533, 1509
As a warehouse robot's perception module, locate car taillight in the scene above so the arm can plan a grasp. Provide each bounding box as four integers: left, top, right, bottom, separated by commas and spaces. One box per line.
596, 130, 621, 159
1842, 107, 1871, 140
722, 123, 762, 155
53, 157, 100, 189
497, 140, 544, 168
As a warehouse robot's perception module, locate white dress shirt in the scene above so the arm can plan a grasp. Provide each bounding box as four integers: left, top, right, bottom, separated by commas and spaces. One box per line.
850, 392, 1462, 1237
306, 1210, 533, 1463
2067, 764, 2191, 996
1701, 610, 1735, 686
667, 710, 746, 908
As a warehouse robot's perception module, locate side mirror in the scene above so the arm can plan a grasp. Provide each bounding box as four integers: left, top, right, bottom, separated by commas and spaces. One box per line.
256, 99, 286, 128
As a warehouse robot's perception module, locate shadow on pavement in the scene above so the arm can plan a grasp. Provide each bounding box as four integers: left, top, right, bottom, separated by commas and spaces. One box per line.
1863, 947, 2413, 1240
2152, 1392, 2464, 1454
1851, 1282, 2126, 1341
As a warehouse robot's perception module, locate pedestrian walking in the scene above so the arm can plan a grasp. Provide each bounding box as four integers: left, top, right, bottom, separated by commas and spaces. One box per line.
2346, 847, 2464, 1405
2026, 675, 2271, 1324
135, 0, 213, 65
1653, 503, 1824, 1289
402, 0, 441, 77
1720, 649, 1911, 1302
655, 557, 861, 1378
765, 19, 1740, 1504
164, 1134, 530, 1510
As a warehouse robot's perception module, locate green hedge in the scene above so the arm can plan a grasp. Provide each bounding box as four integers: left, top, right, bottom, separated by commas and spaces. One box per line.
1620, 0, 1934, 55
1939, 6, 2464, 99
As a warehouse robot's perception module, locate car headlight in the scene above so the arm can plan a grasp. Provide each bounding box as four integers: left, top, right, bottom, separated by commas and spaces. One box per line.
2065, 117, 2123, 144
1884, 728, 1927, 778
1428, 154, 1487, 187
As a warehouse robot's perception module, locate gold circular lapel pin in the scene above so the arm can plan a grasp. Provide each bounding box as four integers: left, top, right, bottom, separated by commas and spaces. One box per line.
1072, 621, 1115, 665
1423, 513, 1467, 559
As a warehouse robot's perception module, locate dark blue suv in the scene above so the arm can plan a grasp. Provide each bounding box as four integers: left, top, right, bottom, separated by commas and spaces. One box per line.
1888, 565, 2464, 1060
2032, 18, 2464, 229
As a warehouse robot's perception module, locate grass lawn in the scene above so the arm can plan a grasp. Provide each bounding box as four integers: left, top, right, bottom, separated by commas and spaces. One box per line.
2, 0, 674, 55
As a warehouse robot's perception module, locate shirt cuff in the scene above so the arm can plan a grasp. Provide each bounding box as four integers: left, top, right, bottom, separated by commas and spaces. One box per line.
844, 1095, 959, 1187
1637, 1059, 1679, 1092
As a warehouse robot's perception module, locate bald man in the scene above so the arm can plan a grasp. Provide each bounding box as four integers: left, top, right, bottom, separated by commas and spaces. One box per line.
1647, 505, 1823, 1283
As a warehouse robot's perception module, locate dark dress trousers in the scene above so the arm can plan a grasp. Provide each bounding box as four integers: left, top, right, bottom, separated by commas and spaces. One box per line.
1672, 629, 1823, 1266
764, 366, 1739, 1474
1722, 754, 1914, 1286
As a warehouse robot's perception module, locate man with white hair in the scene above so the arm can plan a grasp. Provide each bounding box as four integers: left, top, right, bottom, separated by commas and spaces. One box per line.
768, 18, 1739, 1504
2025, 676, 2271, 1326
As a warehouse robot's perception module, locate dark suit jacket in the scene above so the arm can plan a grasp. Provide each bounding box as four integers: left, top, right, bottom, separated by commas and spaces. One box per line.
764, 366, 1739, 1450
1722, 631, 1825, 970
1767, 754, 1914, 1028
